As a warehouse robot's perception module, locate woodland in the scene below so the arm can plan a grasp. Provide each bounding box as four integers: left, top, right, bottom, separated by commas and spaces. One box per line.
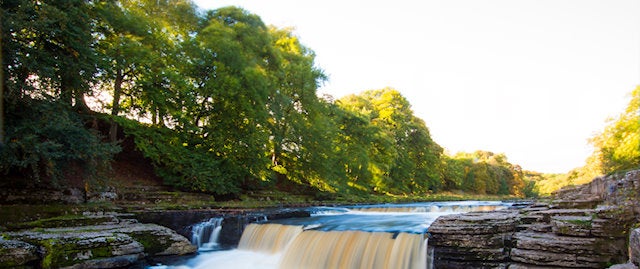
1, 0, 638, 201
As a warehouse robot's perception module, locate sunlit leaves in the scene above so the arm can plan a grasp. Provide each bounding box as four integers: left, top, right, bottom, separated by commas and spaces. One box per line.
590, 86, 640, 173
337, 88, 444, 194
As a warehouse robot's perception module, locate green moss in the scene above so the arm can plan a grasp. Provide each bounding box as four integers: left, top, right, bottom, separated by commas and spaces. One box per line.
126, 232, 166, 255
16, 234, 127, 269
565, 218, 593, 228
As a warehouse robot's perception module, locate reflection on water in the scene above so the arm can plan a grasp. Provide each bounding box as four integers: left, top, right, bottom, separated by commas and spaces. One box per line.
150, 201, 510, 269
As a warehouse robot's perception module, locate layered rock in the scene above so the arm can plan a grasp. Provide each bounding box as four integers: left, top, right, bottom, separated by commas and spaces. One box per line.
429, 169, 640, 269
428, 210, 519, 268
1, 217, 196, 268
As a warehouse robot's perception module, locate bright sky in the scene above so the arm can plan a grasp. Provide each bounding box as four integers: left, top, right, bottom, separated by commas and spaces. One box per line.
194, 0, 640, 173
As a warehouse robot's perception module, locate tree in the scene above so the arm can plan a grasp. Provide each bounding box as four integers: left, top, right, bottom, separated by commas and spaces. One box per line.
337, 88, 444, 194
0, 6, 4, 147
589, 86, 640, 173
2, 0, 98, 110
265, 27, 328, 189
94, 1, 155, 141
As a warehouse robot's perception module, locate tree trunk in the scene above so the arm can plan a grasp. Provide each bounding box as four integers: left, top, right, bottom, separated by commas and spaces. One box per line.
0, 17, 4, 147
109, 68, 123, 142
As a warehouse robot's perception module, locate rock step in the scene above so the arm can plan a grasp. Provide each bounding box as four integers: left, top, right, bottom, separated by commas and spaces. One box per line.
550, 215, 592, 237
516, 224, 552, 233
428, 210, 519, 235
114, 186, 217, 210
508, 262, 579, 269
550, 198, 603, 209
528, 209, 595, 223
511, 232, 627, 268
6, 214, 122, 230
511, 248, 603, 268
519, 214, 544, 224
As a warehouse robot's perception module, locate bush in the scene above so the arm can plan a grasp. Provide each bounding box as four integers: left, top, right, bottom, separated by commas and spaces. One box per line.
114, 117, 242, 195
0, 99, 120, 186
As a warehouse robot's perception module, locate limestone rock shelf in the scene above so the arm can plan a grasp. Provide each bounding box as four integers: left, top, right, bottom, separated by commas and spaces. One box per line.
429, 170, 640, 269
0, 217, 196, 269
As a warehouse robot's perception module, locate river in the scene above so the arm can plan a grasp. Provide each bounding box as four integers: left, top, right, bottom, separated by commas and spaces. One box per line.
150, 200, 511, 269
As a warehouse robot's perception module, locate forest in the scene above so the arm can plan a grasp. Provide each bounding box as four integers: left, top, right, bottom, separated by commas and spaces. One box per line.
1, 0, 638, 201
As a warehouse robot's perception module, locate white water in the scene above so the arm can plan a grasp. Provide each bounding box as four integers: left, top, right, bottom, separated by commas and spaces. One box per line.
152, 201, 510, 269
190, 218, 223, 251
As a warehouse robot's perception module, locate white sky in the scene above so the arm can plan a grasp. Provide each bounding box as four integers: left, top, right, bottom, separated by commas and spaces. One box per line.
193, 0, 640, 173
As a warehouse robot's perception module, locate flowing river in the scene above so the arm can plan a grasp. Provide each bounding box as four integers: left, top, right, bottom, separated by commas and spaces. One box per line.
151, 200, 511, 269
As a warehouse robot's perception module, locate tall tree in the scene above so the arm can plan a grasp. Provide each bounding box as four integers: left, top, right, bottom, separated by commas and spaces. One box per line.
2, 0, 97, 109
265, 27, 327, 188
94, 1, 154, 141
338, 88, 444, 194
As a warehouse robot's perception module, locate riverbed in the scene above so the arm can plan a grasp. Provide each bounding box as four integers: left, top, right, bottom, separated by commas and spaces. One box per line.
150, 200, 510, 269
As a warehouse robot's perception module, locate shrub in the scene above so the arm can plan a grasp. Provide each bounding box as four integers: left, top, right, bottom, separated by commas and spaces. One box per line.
0, 99, 120, 186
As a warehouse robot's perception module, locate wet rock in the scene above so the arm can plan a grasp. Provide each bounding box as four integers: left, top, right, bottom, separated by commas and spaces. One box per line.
0, 239, 39, 267
135, 208, 310, 247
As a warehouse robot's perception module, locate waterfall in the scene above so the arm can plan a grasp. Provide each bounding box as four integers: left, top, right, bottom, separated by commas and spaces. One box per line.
191, 217, 223, 250
236, 223, 427, 269
237, 223, 303, 254
279, 230, 426, 269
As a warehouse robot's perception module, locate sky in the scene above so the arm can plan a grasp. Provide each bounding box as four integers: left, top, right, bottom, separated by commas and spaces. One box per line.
193, 0, 640, 173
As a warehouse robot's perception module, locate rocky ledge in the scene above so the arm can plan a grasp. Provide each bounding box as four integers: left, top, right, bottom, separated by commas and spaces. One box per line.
0, 215, 196, 268
429, 170, 640, 269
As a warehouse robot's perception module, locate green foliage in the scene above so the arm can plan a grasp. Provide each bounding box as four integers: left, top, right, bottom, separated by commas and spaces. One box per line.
0, 99, 119, 185
2, 0, 98, 108
590, 86, 640, 173
1, 0, 541, 199
336, 88, 444, 194
114, 117, 242, 195
522, 180, 539, 198
536, 86, 640, 195
444, 151, 526, 196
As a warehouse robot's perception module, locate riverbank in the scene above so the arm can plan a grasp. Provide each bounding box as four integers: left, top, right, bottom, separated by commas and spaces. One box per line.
0, 170, 525, 269
0, 185, 521, 229
0, 185, 520, 269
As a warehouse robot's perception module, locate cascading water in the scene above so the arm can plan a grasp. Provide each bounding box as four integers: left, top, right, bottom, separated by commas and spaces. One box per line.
152, 201, 511, 269
191, 217, 223, 251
